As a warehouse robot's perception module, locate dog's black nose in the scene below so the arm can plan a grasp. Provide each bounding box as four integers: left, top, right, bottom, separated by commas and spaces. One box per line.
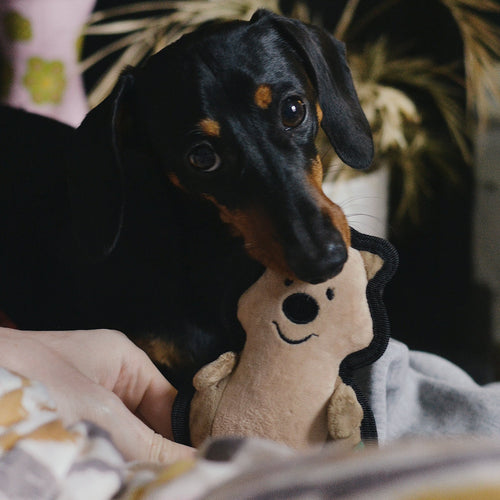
282, 293, 319, 324
312, 240, 347, 283
287, 236, 347, 285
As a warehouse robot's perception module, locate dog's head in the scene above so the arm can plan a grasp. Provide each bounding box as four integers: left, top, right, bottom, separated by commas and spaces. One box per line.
71, 10, 373, 284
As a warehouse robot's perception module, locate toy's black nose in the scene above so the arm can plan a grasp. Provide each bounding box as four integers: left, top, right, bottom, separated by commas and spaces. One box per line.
282, 293, 319, 324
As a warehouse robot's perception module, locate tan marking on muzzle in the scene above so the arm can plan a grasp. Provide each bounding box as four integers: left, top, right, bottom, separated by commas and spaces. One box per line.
254, 84, 273, 109
310, 155, 324, 188
316, 103, 323, 124
308, 156, 351, 247
204, 195, 292, 277
199, 118, 221, 137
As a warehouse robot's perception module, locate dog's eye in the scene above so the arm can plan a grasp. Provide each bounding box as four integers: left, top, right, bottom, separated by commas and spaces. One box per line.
188, 143, 221, 172
281, 97, 306, 128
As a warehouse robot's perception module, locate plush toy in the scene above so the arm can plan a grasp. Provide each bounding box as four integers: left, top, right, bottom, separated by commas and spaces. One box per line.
188, 244, 387, 450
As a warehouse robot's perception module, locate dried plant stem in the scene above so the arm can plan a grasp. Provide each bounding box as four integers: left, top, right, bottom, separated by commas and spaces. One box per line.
85, 18, 161, 35
347, 0, 400, 39
82, 0, 500, 220
88, 38, 154, 108
83, 0, 279, 105
442, 0, 500, 120
80, 29, 156, 73
334, 0, 360, 40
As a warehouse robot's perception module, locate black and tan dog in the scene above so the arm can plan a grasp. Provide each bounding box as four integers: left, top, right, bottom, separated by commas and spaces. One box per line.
0, 10, 372, 387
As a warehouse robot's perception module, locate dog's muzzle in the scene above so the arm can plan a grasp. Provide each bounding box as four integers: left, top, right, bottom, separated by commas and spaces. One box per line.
284, 222, 348, 284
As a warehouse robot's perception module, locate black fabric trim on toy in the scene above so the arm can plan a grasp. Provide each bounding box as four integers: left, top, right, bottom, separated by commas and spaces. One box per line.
340, 228, 399, 443
172, 384, 195, 446
344, 228, 399, 371
172, 227, 399, 447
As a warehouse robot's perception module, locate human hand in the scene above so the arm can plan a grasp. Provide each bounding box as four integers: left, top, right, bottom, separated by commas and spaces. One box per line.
0, 327, 193, 463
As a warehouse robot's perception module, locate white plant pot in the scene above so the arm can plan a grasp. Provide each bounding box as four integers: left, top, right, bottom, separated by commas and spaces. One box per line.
324, 166, 390, 239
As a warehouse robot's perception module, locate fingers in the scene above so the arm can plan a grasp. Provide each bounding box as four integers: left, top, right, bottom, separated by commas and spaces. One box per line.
11, 328, 178, 438
132, 362, 178, 440
146, 431, 195, 464
76, 331, 178, 439
20, 329, 130, 388
0, 327, 191, 463
49, 375, 193, 463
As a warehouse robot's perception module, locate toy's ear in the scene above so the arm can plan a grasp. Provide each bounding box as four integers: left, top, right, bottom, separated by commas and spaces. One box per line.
251, 10, 373, 170
360, 251, 384, 281
68, 72, 135, 259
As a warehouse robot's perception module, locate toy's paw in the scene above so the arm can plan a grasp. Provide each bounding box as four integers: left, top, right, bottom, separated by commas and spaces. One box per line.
190, 352, 238, 447
327, 378, 363, 444
193, 352, 238, 390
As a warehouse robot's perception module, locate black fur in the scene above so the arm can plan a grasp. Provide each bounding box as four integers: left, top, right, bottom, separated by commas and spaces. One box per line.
0, 11, 372, 387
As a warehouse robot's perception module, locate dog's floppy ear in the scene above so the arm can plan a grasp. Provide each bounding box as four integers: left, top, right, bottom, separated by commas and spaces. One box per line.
68, 72, 135, 259
252, 10, 373, 170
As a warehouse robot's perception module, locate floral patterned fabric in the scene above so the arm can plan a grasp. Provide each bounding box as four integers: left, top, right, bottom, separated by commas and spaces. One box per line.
0, 0, 95, 126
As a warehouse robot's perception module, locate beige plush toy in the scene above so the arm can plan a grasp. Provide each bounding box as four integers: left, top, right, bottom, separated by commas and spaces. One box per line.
189, 247, 384, 449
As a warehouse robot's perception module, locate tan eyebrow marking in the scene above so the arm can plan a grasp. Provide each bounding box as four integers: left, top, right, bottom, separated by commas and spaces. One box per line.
254, 84, 273, 109
167, 172, 186, 191
199, 118, 221, 137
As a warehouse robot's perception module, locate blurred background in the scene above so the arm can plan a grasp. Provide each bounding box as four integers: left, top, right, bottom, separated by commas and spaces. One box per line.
1, 0, 499, 382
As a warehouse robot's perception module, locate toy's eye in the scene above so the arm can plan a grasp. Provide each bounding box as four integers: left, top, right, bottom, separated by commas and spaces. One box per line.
326, 288, 334, 301
284, 278, 294, 287
281, 97, 306, 129
188, 142, 221, 172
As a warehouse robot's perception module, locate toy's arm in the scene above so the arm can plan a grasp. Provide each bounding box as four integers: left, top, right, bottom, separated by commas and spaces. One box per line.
190, 352, 238, 447
327, 376, 363, 446
192, 351, 238, 390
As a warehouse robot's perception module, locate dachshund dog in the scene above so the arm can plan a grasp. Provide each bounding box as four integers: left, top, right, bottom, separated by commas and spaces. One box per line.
0, 10, 372, 387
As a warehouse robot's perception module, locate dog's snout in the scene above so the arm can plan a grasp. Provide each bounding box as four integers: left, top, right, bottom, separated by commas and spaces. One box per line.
286, 230, 347, 285
282, 293, 319, 324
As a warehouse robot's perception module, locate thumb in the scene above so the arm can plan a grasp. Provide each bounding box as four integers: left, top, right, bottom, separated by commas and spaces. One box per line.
99, 394, 194, 463
145, 430, 195, 464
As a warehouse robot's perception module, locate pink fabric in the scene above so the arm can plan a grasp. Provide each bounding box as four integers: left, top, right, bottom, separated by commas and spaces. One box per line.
0, 0, 96, 126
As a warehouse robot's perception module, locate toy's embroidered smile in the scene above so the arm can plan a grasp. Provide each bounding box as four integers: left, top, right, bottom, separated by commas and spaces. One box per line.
272, 320, 319, 345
